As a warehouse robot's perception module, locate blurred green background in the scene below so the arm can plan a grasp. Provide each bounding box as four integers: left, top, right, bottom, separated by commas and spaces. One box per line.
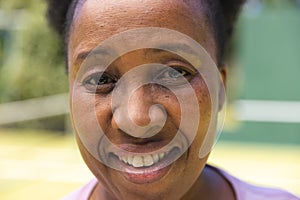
0, 0, 299, 199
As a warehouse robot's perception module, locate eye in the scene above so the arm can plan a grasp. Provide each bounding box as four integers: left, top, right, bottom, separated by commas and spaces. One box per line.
82, 72, 116, 93
164, 68, 190, 79
155, 65, 194, 86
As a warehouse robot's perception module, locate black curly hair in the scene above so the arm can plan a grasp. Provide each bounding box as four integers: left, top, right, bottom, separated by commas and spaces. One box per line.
45, 0, 245, 67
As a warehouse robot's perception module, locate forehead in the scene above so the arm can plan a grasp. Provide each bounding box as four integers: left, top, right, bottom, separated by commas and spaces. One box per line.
68, 0, 216, 67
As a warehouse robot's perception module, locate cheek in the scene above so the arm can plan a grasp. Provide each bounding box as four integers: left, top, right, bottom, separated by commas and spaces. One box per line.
75, 134, 116, 191
191, 74, 223, 159
72, 95, 119, 192
153, 88, 182, 126
192, 76, 212, 123
70, 85, 114, 161
71, 89, 112, 127
158, 75, 212, 147
94, 95, 113, 129
190, 75, 212, 146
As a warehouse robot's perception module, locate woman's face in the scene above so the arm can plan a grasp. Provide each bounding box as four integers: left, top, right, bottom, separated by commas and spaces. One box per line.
68, 0, 225, 199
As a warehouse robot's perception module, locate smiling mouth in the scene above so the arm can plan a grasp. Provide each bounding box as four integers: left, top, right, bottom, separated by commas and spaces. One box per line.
115, 149, 170, 168
98, 130, 189, 184
106, 145, 183, 184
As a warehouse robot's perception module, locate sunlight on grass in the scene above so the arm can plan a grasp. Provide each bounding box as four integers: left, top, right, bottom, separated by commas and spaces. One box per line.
0, 129, 93, 200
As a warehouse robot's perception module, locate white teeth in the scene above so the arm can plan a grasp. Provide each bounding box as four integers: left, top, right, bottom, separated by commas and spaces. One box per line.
152, 154, 159, 163
127, 155, 133, 165
159, 153, 165, 159
132, 156, 144, 168
121, 156, 128, 164
143, 155, 154, 167
117, 152, 168, 168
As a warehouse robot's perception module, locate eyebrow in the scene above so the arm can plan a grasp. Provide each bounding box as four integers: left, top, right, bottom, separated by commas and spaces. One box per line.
149, 43, 198, 56
74, 43, 197, 66
74, 47, 115, 65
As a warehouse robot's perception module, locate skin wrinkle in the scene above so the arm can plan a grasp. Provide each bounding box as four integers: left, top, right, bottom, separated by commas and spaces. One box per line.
68, 0, 234, 199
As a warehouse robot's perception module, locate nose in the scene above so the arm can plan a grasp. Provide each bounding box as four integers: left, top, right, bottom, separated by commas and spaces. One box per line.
111, 85, 167, 138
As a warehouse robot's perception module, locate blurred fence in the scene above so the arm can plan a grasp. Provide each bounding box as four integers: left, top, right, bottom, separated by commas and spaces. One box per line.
0, 93, 68, 125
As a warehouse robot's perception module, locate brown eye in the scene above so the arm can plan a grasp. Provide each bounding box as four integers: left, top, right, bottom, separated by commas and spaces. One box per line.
83, 72, 116, 93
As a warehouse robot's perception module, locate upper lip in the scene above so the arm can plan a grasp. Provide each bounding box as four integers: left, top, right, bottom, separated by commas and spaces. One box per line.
106, 140, 181, 156
104, 134, 187, 156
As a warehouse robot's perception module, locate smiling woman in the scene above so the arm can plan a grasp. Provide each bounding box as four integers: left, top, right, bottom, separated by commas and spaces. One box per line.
45, 0, 299, 200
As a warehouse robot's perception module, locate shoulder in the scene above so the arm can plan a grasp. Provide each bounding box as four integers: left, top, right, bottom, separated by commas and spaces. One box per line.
208, 165, 300, 200
61, 179, 98, 200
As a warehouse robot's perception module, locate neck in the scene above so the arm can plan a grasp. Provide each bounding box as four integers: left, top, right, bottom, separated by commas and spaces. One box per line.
181, 165, 236, 200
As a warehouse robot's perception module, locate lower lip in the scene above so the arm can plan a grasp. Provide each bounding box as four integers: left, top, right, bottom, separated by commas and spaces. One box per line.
111, 149, 179, 184
123, 164, 172, 184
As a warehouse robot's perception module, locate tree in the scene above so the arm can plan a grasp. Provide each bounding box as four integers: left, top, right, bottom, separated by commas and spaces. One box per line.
0, 0, 68, 103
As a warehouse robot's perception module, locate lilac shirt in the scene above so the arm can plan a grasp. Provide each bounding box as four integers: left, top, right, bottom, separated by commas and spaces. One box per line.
62, 166, 299, 200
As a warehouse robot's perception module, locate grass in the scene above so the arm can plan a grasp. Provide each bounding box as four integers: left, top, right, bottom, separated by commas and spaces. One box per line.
0, 128, 299, 200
